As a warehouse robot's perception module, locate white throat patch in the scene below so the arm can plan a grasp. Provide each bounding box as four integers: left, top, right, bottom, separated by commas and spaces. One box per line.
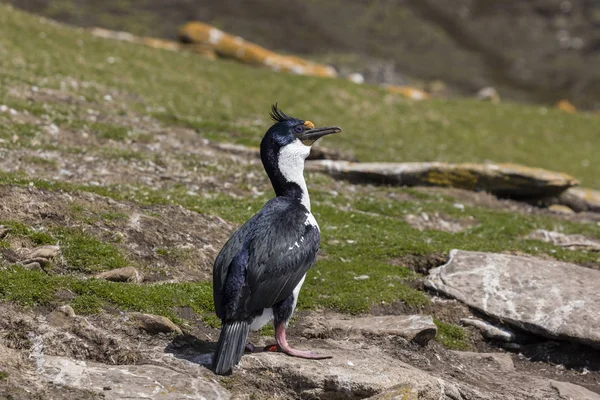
278, 139, 311, 211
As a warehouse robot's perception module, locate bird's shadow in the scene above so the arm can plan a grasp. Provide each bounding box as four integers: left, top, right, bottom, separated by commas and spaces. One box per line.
164, 334, 215, 368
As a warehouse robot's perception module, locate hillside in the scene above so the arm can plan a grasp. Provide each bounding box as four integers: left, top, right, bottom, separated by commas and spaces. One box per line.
7, 0, 600, 108
0, 5, 600, 399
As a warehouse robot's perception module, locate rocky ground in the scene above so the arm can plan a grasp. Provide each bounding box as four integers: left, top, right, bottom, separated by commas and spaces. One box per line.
1, 87, 600, 399
1, 6, 600, 399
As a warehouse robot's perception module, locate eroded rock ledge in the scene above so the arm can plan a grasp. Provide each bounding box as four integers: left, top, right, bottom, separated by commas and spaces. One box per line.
306, 160, 579, 198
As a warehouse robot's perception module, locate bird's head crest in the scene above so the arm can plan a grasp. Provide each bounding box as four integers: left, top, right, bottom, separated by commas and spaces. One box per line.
269, 103, 292, 123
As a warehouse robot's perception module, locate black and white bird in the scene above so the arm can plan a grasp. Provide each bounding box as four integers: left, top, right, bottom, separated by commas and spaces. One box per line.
211, 104, 341, 375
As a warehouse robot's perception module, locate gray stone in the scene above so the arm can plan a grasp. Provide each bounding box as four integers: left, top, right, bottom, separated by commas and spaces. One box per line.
549, 379, 600, 400
130, 312, 182, 335
306, 160, 578, 198
527, 229, 600, 252
27, 245, 60, 260
326, 315, 437, 346
241, 339, 571, 400
558, 187, 600, 213
460, 318, 516, 342
427, 250, 600, 348
57, 305, 76, 318
42, 356, 229, 400
240, 340, 463, 399
96, 266, 144, 283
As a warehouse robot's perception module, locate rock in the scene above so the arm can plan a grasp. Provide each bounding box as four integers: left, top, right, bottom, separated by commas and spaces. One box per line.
558, 187, 600, 213
556, 99, 577, 113
476, 87, 500, 103
527, 229, 600, 252
347, 73, 365, 84
42, 356, 229, 400
241, 340, 461, 399
96, 266, 144, 283
460, 318, 516, 342
130, 312, 182, 335
405, 212, 476, 233
27, 245, 60, 260
547, 204, 575, 214
305, 160, 579, 198
241, 339, 572, 399
549, 379, 600, 400
450, 351, 514, 372
385, 85, 431, 100
426, 250, 600, 348
179, 21, 337, 78
58, 305, 76, 318
325, 315, 437, 346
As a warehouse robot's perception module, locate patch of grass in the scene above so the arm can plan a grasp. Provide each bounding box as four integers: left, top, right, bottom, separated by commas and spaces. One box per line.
0, 266, 214, 323
1, 169, 599, 314
434, 319, 471, 350
0, 220, 55, 245
154, 246, 193, 263
54, 227, 128, 272
100, 211, 127, 221
87, 122, 129, 141
0, 371, 8, 380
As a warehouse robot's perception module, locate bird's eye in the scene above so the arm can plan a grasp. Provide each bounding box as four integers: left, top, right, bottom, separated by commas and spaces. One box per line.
294, 125, 304, 134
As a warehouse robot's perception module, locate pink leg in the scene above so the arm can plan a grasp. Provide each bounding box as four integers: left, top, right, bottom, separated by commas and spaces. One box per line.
272, 323, 332, 360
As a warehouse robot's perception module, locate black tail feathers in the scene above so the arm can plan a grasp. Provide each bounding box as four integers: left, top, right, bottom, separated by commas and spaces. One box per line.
212, 320, 250, 375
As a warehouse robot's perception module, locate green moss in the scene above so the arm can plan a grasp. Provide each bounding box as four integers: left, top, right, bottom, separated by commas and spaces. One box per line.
70, 121, 129, 141
0, 266, 214, 322
0, 266, 58, 306
100, 211, 128, 221
70, 294, 104, 314
0, 220, 55, 245
434, 319, 471, 350
0, 371, 8, 380
55, 228, 128, 272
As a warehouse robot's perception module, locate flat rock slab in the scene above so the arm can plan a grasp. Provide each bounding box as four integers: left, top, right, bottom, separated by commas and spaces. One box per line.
325, 315, 437, 346
527, 229, 600, 252
306, 160, 579, 198
240, 339, 575, 399
426, 250, 600, 348
42, 356, 228, 400
240, 340, 464, 399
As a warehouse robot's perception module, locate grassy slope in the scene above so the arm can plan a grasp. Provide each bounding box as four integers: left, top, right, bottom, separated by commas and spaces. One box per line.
0, 6, 599, 348
0, 5, 599, 188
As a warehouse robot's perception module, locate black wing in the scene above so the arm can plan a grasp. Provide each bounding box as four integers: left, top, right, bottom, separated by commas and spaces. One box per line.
213, 198, 320, 321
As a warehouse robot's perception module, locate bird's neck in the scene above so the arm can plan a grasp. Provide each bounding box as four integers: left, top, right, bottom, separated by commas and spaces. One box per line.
262, 141, 311, 211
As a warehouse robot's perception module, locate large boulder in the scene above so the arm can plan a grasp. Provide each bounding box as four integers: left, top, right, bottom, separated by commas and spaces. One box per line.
306, 160, 579, 198
426, 250, 600, 348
